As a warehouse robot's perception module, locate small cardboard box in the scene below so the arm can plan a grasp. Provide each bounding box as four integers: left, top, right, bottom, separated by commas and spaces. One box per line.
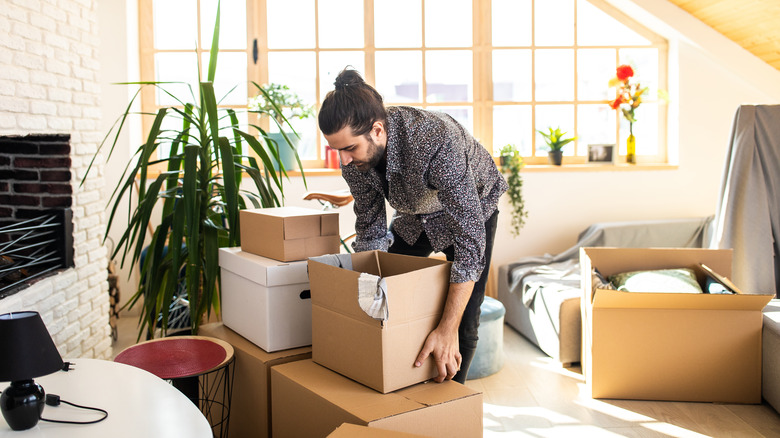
580, 247, 773, 403
219, 247, 312, 352
240, 207, 340, 262
308, 251, 451, 393
327, 424, 432, 437
198, 323, 311, 438
271, 360, 482, 438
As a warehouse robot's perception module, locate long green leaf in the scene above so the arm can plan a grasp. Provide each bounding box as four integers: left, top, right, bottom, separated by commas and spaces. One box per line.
207, 1, 221, 82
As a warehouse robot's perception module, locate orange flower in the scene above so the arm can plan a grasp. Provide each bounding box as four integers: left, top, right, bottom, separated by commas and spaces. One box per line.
609, 97, 624, 110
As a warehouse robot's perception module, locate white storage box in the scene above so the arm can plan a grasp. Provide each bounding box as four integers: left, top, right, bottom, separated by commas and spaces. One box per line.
219, 247, 312, 352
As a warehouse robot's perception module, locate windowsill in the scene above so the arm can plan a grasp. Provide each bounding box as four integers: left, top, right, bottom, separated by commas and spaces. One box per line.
520, 163, 678, 172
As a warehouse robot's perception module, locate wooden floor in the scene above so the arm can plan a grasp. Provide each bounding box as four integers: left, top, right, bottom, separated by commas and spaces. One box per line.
113, 317, 780, 437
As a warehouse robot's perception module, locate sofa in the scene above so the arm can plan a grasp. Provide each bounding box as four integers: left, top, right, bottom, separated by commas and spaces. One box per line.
497, 216, 713, 366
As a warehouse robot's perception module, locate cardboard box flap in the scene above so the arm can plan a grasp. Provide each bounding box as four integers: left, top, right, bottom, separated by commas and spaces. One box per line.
274, 360, 423, 421
582, 247, 733, 278
218, 247, 309, 286
397, 381, 479, 407
321, 214, 340, 236
309, 260, 377, 322
385, 265, 450, 324
593, 288, 773, 310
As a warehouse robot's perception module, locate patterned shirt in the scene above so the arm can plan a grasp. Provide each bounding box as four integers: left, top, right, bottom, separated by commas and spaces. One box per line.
342, 106, 508, 283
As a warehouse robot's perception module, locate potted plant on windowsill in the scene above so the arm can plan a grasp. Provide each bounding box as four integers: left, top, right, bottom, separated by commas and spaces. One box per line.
249, 83, 314, 172
85, 1, 304, 340
498, 144, 528, 237
538, 127, 576, 166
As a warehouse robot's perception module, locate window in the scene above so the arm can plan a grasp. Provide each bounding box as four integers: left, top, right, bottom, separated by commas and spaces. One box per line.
139, 0, 668, 167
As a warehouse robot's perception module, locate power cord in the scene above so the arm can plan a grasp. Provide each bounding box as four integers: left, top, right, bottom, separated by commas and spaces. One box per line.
39, 394, 109, 425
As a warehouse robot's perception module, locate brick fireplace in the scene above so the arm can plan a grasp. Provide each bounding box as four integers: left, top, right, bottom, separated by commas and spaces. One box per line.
0, 1, 112, 359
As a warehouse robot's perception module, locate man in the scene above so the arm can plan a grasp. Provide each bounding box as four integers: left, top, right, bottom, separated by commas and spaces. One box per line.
318, 68, 507, 384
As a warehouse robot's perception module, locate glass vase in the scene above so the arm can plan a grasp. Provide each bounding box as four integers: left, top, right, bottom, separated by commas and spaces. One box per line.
626, 124, 636, 164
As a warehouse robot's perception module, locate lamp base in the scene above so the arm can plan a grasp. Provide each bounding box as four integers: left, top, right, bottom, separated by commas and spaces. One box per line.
1, 380, 45, 431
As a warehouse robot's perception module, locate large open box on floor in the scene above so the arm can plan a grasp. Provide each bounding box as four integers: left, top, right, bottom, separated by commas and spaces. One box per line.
580, 247, 773, 403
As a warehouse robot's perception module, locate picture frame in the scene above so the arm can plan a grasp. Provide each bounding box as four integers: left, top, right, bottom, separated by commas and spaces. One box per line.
587, 143, 617, 164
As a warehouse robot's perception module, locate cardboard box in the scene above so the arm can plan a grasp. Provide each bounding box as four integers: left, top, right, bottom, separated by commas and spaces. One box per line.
308, 251, 451, 393
580, 247, 773, 403
328, 423, 432, 437
219, 247, 312, 352
271, 360, 482, 438
198, 323, 311, 438
240, 207, 339, 262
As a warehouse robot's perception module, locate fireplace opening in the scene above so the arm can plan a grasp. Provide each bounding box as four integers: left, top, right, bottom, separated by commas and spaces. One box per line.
0, 134, 75, 299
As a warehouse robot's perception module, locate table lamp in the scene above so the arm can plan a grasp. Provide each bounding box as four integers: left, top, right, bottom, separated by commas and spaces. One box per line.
0, 311, 64, 431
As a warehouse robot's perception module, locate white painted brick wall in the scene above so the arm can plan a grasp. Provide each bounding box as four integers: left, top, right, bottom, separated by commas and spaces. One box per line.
0, 0, 111, 360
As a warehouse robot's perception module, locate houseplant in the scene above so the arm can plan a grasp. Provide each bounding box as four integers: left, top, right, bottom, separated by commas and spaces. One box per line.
249, 83, 314, 171
86, 1, 304, 339
538, 127, 576, 166
498, 144, 528, 236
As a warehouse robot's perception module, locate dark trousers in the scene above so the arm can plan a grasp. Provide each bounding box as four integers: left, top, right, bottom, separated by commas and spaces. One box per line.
388, 210, 499, 383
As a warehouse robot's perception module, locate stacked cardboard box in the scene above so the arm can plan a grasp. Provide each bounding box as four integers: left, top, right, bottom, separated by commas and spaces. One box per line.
199, 323, 311, 438
580, 247, 773, 403
240, 207, 340, 262
266, 250, 483, 437
272, 360, 482, 438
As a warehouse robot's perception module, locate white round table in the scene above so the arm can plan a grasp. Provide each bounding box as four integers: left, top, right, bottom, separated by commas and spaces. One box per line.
0, 358, 212, 437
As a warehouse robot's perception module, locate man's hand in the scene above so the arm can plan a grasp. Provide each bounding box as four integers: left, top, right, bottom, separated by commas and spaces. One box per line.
413, 280, 474, 382
415, 325, 462, 382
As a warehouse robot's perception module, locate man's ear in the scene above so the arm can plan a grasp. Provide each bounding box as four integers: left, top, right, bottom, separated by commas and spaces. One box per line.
371, 121, 386, 141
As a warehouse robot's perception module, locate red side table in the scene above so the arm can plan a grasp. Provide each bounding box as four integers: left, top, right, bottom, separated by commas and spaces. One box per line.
115, 336, 235, 438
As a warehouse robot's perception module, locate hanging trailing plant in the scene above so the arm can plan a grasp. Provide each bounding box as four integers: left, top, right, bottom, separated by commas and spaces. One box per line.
499, 144, 528, 237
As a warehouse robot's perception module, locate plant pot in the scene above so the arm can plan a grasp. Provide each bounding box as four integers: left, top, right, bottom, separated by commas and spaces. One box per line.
548, 150, 563, 166
266, 132, 300, 171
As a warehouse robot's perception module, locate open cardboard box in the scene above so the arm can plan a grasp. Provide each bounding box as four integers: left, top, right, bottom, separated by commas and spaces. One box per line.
240, 207, 339, 262
308, 251, 451, 393
272, 360, 482, 438
580, 247, 773, 403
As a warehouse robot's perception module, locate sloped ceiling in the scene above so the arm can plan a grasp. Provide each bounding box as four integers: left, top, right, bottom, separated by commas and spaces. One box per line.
666, 0, 780, 71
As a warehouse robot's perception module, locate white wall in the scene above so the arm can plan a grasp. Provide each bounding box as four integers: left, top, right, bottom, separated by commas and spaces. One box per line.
98, 0, 780, 301
0, 0, 112, 359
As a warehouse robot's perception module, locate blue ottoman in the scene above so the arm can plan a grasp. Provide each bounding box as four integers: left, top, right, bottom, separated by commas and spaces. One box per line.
467, 296, 506, 380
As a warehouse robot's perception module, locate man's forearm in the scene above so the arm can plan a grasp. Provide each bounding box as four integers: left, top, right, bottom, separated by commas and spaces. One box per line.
438, 281, 475, 333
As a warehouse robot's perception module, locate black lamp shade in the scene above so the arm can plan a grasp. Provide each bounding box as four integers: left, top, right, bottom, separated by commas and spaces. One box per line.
0, 312, 63, 382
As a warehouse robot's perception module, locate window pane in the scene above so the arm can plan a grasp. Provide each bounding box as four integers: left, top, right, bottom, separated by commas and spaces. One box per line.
535, 0, 574, 46
493, 105, 532, 156
577, 0, 650, 46
492, 0, 531, 47
425, 0, 472, 47
578, 49, 615, 101
619, 48, 659, 97
154, 0, 197, 50
535, 49, 574, 101
201, 0, 246, 50
375, 51, 423, 103
620, 103, 658, 155
201, 52, 247, 105
268, 52, 317, 104
268, 52, 317, 159
426, 51, 473, 103
535, 105, 575, 156
493, 50, 532, 102
375, 0, 421, 48
319, 0, 364, 48
319, 52, 365, 101
578, 104, 615, 156
155, 52, 199, 106
268, 0, 315, 49
436, 107, 474, 135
